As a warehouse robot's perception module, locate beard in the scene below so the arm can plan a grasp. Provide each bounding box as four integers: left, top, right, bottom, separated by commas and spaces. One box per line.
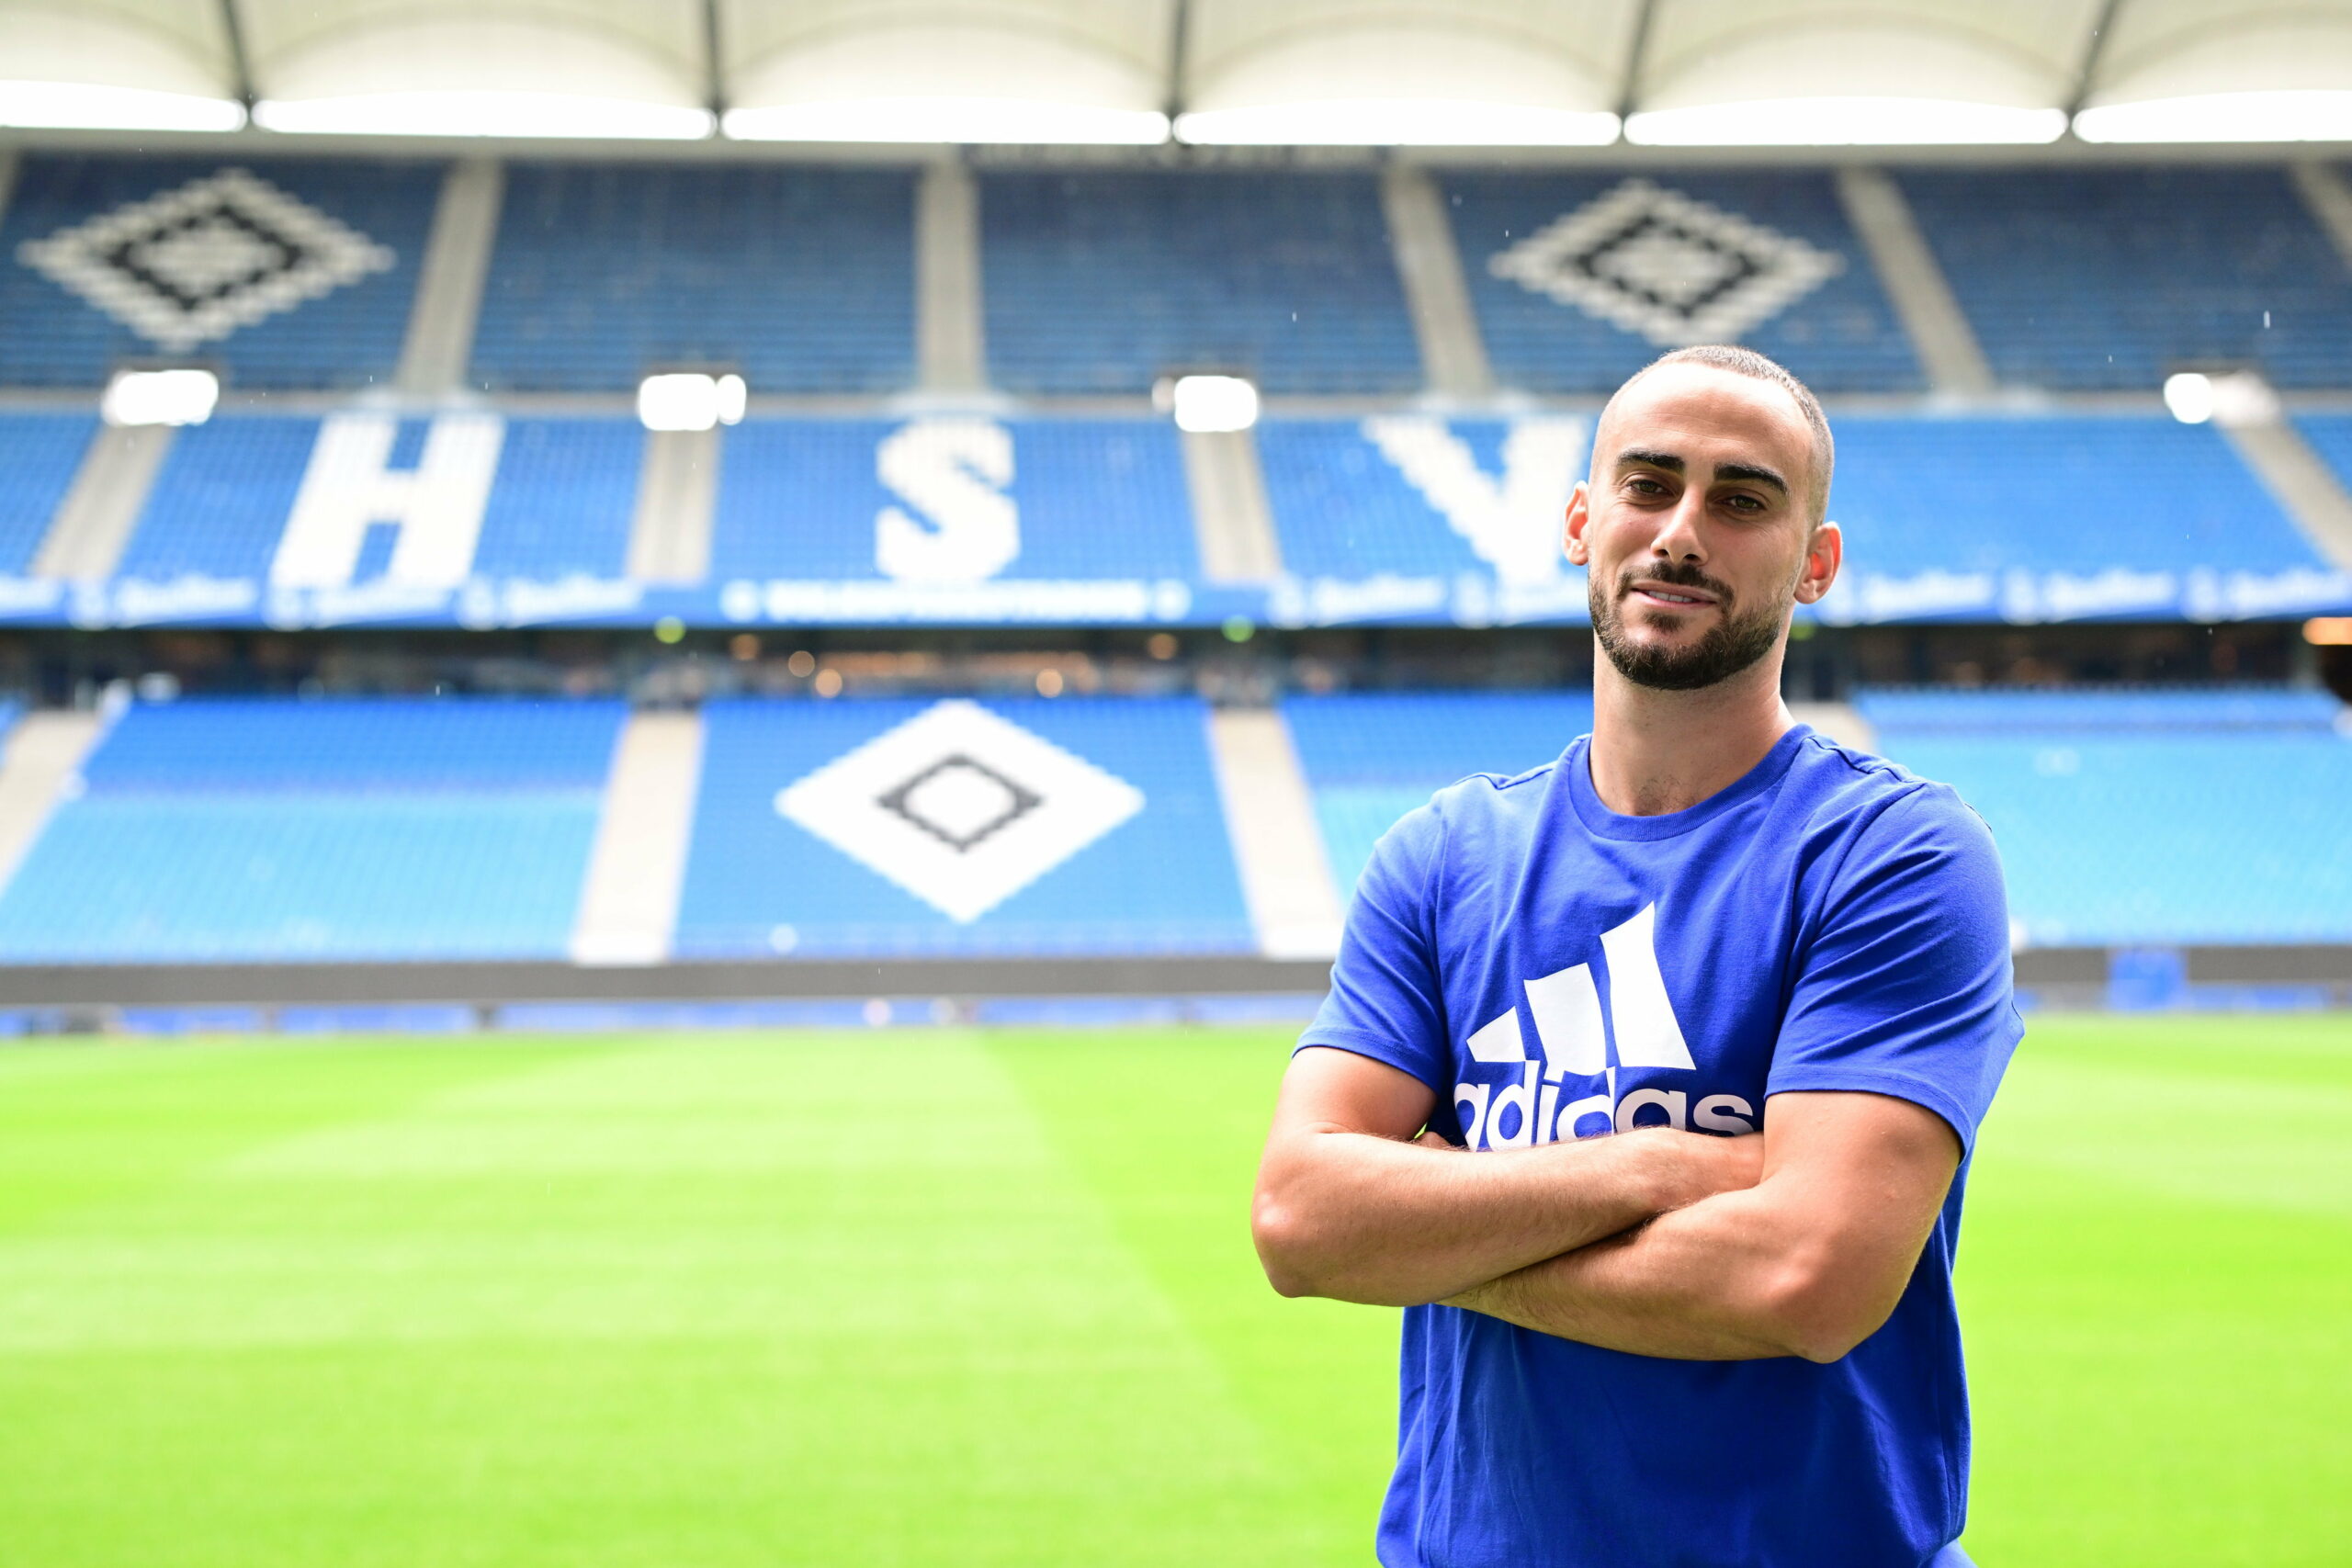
1589, 560, 1789, 692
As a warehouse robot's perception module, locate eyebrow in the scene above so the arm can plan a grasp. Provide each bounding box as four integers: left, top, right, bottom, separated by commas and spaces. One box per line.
1614, 448, 1789, 498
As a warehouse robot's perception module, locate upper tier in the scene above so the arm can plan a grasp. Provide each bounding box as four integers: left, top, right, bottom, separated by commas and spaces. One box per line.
5, 153, 2352, 396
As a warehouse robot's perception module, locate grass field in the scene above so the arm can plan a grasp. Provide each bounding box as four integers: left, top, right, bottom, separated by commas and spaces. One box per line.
0, 1013, 2344, 1566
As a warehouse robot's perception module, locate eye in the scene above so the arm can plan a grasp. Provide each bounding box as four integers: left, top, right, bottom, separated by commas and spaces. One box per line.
1625, 476, 1668, 496
1721, 491, 1767, 513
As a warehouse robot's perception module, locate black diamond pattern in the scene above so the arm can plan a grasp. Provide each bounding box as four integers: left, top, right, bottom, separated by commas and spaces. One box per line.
875, 754, 1042, 853
98, 198, 308, 319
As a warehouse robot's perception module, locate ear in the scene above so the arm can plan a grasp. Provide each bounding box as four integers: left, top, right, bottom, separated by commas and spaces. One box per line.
1564, 480, 1592, 567
1793, 520, 1842, 605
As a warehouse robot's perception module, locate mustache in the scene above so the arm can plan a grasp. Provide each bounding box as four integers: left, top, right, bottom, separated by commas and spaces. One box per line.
1613, 560, 1736, 605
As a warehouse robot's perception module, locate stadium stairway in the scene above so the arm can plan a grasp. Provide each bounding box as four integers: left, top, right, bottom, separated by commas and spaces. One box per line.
570, 710, 706, 966
0, 709, 103, 894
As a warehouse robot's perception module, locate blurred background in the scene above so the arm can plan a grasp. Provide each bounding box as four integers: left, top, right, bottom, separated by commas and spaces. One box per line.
0, 2, 2346, 1565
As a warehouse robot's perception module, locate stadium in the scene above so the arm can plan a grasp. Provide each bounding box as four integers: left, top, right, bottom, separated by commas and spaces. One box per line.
0, 1, 2347, 1563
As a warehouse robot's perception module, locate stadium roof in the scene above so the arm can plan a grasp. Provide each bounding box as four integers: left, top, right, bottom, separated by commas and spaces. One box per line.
3, 0, 2352, 148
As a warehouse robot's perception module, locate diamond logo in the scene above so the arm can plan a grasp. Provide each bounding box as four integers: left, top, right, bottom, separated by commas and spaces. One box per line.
17, 167, 396, 352
1488, 178, 1842, 346
775, 700, 1144, 923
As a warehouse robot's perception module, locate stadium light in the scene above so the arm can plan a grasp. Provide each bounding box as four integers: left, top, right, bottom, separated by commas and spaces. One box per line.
2165, 371, 2278, 426
638, 373, 745, 433
2304, 616, 2352, 646
0, 81, 244, 132
2164, 373, 2216, 424
101, 368, 219, 427
1166, 376, 1259, 434
1625, 97, 2066, 146
254, 92, 713, 140
2075, 92, 2352, 143
1175, 101, 1619, 146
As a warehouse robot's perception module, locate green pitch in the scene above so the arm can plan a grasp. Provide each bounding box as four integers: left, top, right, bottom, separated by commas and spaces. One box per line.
0, 1014, 2344, 1566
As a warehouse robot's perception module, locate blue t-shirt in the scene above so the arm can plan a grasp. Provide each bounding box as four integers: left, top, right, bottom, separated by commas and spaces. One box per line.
1298, 724, 2020, 1568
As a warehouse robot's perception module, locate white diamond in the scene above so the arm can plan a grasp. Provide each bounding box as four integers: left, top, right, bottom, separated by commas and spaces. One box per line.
16, 167, 395, 352
1488, 178, 1843, 347
774, 700, 1144, 924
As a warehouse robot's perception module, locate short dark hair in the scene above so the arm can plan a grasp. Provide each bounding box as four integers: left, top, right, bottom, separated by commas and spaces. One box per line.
1606, 344, 1834, 519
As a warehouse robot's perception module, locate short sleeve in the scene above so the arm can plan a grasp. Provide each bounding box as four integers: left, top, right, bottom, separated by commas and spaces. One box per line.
1295, 803, 1452, 1093
1768, 784, 2023, 1153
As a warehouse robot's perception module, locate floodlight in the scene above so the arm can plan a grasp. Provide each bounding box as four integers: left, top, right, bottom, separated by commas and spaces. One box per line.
2304, 616, 2352, 647
638, 373, 731, 433
102, 368, 219, 427
1169, 376, 1259, 434
1625, 97, 2065, 146
254, 92, 712, 140
2075, 92, 2352, 144
2164, 373, 2216, 424
716, 374, 747, 426
0, 81, 243, 132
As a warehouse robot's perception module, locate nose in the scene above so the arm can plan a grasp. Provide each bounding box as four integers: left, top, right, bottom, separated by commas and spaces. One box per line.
1648, 488, 1708, 564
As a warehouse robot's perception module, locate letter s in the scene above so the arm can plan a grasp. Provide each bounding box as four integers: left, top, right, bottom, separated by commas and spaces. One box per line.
875, 418, 1019, 583
1693, 1093, 1756, 1135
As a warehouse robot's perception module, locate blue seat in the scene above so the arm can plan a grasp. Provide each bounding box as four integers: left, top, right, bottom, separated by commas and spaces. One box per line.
1442, 169, 1920, 393
672, 696, 1255, 957
1825, 415, 2333, 621
0, 414, 96, 572
471, 164, 916, 393
0, 155, 439, 390
709, 417, 1199, 581
1283, 692, 1595, 895
1898, 165, 2352, 390
981, 169, 1420, 395
0, 697, 623, 963
1864, 687, 2352, 946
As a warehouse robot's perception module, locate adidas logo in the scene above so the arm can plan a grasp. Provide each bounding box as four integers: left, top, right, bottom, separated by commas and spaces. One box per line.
1453, 903, 1757, 1149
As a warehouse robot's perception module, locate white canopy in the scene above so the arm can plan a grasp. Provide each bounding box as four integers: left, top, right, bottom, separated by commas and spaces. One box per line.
3, 0, 2350, 144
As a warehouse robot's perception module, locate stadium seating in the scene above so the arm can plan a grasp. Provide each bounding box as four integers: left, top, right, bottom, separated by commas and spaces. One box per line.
1441, 169, 1921, 393
113, 416, 319, 581
1238, 412, 1619, 587
0, 698, 623, 963
107, 414, 643, 585
0, 413, 95, 573
710, 416, 1199, 582
1898, 165, 2352, 390
1825, 414, 2340, 622
1283, 692, 1596, 895
980, 168, 1420, 395
471, 163, 916, 392
672, 695, 1255, 958
466, 417, 642, 581
2289, 413, 2352, 507
1861, 687, 2352, 946
0, 154, 440, 389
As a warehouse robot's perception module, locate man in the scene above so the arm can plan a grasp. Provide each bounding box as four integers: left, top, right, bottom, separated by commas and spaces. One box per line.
1252, 345, 2019, 1568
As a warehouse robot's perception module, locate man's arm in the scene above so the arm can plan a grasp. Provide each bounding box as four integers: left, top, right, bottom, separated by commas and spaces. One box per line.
1443, 1089, 1960, 1362
1251, 1045, 1763, 1308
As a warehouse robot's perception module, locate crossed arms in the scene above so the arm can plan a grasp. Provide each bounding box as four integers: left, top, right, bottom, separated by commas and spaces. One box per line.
1250, 1046, 1961, 1363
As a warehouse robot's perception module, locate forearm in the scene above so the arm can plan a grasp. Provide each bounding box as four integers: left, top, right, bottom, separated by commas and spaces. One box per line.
1253, 1126, 1746, 1308
1444, 1184, 1815, 1359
